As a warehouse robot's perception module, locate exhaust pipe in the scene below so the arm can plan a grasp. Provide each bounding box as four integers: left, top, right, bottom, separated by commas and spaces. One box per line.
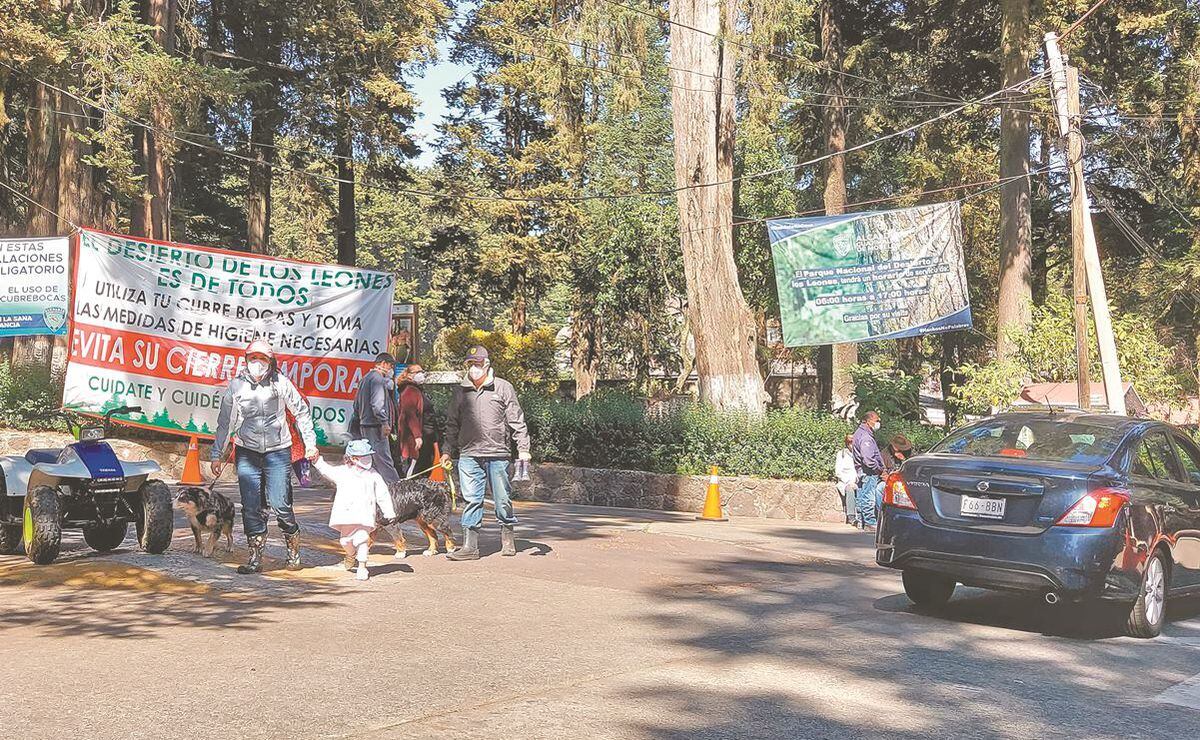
1044, 591, 1060, 605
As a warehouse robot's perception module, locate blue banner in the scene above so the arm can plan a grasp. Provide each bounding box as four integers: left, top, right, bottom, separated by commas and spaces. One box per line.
0, 236, 70, 337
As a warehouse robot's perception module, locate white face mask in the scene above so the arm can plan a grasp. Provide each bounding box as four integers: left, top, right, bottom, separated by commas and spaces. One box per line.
873, 421, 881, 431
412, 372, 426, 385
351, 456, 373, 470
247, 359, 269, 381
468, 365, 487, 381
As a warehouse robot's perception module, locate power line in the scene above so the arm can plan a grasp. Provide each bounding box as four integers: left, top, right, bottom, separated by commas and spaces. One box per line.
1061, 0, 1113, 39
11, 62, 1043, 204
483, 22, 1044, 112
0, 178, 79, 230
596, 0, 966, 105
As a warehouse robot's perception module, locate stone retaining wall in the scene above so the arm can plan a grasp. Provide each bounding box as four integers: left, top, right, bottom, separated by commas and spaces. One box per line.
520, 463, 845, 523
0, 432, 845, 522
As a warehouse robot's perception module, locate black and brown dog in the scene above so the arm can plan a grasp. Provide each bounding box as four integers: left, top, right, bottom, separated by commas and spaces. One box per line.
373, 478, 456, 557
175, 486, 235, 557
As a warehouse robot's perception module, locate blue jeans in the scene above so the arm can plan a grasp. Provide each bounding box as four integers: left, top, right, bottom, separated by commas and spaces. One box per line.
236, 447, 298, 536
856, 474, 881, 528
458, 456, 517, 530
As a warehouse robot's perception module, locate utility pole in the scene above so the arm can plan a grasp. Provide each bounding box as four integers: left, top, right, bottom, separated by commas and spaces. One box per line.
1045, 32, 1125, 415
1065, 66, 1091, 411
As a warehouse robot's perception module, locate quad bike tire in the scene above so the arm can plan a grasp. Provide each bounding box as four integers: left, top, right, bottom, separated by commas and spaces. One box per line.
83, 521, 128, 552
23, 485, 62, 565
135, 479, 173, 554
0, 477, 20, 555
0, 523, 23, 555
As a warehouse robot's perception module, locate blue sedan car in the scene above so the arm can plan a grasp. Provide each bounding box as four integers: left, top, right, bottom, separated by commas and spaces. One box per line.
876, 412, 1200, 637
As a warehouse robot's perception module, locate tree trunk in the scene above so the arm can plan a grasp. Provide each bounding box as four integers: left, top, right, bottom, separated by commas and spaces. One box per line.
670, 0, 765, 412
996, 0, 1032, 357
142, 0, 176, 240
572, 309, 601, 400
819, 0, 858, 408
14, 78, 61, 370
335, 112, 356, 266
246, 99, 273, 253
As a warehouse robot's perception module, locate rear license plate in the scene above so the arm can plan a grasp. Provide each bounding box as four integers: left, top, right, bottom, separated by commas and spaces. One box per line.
960, 495, 1005, 519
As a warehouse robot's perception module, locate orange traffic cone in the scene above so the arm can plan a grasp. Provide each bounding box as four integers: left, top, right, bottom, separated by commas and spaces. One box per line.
181, 436, 204, 485
697, 465, 728, 522
430, 443, 446, 482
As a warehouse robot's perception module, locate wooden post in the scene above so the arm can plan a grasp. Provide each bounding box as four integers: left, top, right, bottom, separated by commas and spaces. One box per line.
1065, 67, 1091, 411
1045, 32, 1125, 415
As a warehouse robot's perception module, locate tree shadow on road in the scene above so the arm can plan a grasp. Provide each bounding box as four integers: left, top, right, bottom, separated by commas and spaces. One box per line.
627, 554, 1200, 738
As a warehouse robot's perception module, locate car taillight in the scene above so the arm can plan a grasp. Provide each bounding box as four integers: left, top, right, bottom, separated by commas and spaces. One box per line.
1054, 487, 1129, 528
883, 472, 916, 510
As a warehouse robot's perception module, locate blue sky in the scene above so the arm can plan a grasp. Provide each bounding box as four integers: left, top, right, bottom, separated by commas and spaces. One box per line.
409, 36, 473, 167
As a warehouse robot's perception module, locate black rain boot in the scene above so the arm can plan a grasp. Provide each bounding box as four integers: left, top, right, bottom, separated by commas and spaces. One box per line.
284, 530, 303, 571
447, 528, 480, 561
500, 525, 516, 557
237, 533, 266, 574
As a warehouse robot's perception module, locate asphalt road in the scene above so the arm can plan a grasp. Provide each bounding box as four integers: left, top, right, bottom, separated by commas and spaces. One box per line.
2, 486, 1199, 739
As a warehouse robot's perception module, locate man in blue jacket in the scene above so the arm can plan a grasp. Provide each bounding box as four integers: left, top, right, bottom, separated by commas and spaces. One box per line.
350, 352, 399, 483
851, 411, 886, 532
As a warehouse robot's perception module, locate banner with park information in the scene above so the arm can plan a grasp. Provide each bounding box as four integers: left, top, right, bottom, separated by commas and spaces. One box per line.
62, 229, 395, 444
0, 236, 70, 337
766, 201, 972, 346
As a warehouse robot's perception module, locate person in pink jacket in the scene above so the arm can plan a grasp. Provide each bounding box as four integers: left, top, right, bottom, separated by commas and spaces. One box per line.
313, 439, 396, 581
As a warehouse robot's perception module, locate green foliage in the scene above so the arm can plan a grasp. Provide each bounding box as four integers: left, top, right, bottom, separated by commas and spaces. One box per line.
522, 390, 946, 480
434, 325, 561, 392
950, 359, 1025, 417
849, 364, 922, 421
0, 364, 62, 431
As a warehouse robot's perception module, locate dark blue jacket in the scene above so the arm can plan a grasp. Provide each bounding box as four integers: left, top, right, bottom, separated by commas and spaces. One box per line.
851, 423, 885, 477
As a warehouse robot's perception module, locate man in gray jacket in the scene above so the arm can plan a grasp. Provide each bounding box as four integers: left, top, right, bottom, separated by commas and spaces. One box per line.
442, 345, 531, 560
350, 352, 399, 483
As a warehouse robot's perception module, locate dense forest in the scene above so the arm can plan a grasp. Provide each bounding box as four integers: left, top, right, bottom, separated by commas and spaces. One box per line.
2, 0, 1198, 418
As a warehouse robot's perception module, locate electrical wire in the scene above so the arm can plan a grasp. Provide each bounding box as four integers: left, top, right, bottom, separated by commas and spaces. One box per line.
8, 61, 1045, 204
0, 178, 80, 230
596, 0, 967, 104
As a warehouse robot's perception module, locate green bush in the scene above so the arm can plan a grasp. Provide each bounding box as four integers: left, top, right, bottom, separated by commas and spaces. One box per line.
519, 389, 948, 481
849, 364, 921, 421
0, 363, 63, 431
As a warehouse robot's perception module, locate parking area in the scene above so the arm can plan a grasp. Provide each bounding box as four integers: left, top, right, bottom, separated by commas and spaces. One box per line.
2, 485, 1200, 739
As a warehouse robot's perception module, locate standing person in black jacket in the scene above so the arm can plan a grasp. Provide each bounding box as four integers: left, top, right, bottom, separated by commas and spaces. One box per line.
442, 345, 531, 560
349, 353, 400, 483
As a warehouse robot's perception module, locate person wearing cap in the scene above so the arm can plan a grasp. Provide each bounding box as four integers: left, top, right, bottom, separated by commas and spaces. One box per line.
349, 352, 400, 484
442, 344, 531, 560
313, 439, 397, 581
212, 340, 317, 574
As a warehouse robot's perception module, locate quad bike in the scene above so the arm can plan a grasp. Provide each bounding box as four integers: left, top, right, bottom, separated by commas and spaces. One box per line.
0, 406, 172, 564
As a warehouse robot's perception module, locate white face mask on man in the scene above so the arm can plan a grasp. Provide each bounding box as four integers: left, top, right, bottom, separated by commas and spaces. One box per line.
247, 359, 270, 382
468, 364, 487, 381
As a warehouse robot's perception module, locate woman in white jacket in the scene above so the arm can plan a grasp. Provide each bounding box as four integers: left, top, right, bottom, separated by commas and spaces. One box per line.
314, 439, 396, 580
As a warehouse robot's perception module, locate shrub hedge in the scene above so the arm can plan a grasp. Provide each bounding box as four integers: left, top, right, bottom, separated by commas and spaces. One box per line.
0, 363, 63, 432
521, 389, 945, 481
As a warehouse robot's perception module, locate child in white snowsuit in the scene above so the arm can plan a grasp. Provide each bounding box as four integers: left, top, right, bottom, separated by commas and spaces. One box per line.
314, 439, 396, 580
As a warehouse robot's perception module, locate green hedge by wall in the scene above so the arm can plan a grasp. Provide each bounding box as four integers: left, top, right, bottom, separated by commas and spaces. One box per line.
521, 390, 945, 481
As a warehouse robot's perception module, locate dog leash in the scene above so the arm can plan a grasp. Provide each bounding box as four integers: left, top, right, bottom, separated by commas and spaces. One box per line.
402, 459, 457, 512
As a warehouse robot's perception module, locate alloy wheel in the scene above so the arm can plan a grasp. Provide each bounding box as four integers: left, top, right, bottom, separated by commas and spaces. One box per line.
1144, 556, 1165, 627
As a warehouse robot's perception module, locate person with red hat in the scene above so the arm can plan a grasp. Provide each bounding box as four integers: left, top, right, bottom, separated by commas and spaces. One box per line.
212, 340, 317, 574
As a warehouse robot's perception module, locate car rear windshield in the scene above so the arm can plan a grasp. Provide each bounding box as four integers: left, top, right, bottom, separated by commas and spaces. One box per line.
932, 418, 1122, 465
